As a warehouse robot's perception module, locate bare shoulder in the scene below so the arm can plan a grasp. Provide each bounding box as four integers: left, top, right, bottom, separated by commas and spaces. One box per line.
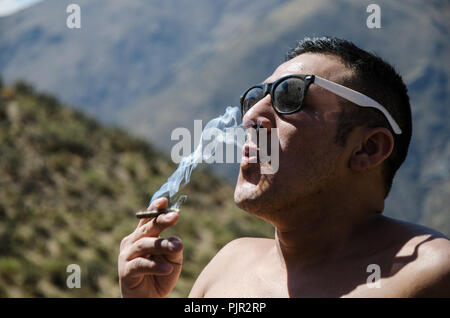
200, 237, 273, 264
188, 237, 274, 297
384, 216, 450, 255
380, 217, 450, 297
217, 237, 274, 254
404, 225, 450, 297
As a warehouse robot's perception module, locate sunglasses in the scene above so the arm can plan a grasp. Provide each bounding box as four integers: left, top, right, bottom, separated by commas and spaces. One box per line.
240, 74, 402, 134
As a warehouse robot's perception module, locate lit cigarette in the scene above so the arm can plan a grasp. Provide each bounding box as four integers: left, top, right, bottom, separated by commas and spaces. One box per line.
135, 208, 180, 219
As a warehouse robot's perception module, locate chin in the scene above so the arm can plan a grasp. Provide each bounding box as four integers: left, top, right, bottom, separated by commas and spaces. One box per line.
234, 178, 256, 205
234, 174, 274, 218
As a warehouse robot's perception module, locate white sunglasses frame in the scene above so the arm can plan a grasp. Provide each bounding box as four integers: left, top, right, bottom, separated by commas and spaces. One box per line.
313, 75, 402, 134
241, 74, 402, 135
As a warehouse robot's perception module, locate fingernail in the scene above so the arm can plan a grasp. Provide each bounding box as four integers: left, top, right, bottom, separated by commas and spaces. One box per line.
168, 240, 180, 250
164, 212, 176, 219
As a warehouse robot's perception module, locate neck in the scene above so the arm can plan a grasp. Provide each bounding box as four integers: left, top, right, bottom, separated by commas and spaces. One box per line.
273, 188, 384, 270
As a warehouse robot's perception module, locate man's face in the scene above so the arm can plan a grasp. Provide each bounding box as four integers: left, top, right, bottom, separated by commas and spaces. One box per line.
234, 53, 353, 225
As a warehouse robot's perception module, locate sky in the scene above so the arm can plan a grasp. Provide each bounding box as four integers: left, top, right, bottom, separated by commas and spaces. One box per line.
0, 0, 43, 17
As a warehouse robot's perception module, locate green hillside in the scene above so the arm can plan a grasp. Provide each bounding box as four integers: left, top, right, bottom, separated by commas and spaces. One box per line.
1, 0, 448, 232
0, 80, 273, 297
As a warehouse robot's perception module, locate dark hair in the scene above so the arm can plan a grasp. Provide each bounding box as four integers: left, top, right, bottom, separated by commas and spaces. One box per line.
286, 37, 412, 197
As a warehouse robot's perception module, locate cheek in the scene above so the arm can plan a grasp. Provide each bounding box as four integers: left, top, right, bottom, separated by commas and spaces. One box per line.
276, 122, 339, 176
275, 127, 306, 176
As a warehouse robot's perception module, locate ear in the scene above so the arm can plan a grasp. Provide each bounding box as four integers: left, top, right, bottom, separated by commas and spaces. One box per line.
349, 128, 394, 172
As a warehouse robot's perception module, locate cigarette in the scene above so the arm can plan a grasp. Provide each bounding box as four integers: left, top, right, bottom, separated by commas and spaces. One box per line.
135, 208, 180, 219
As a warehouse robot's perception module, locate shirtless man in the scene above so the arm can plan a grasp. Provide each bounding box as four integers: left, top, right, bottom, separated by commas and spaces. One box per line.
118, 37, 450, 297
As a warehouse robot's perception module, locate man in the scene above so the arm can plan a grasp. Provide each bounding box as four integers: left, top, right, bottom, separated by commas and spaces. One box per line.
118, 37, 450, 297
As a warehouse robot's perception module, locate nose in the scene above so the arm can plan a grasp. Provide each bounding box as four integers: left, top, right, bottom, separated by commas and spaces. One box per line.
242, 94, 275, 131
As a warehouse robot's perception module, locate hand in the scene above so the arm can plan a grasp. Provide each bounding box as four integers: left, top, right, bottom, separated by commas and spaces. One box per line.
118, 197, 183, 298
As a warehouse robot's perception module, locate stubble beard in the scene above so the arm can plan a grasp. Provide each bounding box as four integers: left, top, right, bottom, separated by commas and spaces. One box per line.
234, 146, 342, 227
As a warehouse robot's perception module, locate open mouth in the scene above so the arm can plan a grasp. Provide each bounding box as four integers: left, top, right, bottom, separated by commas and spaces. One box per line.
241, 142, 259, 170
240, 123, 276, 174
244, 143, 259, 161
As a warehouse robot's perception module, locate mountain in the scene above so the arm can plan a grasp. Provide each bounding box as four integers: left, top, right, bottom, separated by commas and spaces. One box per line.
0, 81, 273, 297
0, 2, 449, 238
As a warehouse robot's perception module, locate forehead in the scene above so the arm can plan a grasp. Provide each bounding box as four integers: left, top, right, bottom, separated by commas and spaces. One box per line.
263, 53, 351, 84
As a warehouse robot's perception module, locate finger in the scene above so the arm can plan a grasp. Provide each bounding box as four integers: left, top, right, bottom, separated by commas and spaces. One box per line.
136, 197, 169, 228
123, 237, 183, 261
160, 237, 183, 264
120, 198, 172, 250
124, 257, 174, 277
130, 211, 179, 243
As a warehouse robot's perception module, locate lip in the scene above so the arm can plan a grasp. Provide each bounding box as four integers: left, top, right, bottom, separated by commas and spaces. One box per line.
241, 143, 259, 169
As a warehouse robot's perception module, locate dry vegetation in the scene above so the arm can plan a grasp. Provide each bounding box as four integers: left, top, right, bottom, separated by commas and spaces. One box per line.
0, 80, 273, 297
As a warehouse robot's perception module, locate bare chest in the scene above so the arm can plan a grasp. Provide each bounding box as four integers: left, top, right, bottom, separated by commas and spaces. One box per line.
203, 257, 415, 298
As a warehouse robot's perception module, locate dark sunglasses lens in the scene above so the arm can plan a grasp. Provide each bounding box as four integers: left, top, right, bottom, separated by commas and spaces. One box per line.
242, 87, 264, 114
274, 78, 305, 113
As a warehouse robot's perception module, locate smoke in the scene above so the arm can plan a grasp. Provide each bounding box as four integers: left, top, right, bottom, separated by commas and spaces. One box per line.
149, 106, 243, 209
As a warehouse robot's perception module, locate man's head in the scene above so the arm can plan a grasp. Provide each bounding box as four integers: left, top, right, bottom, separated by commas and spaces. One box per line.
234, 37, 412, 228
